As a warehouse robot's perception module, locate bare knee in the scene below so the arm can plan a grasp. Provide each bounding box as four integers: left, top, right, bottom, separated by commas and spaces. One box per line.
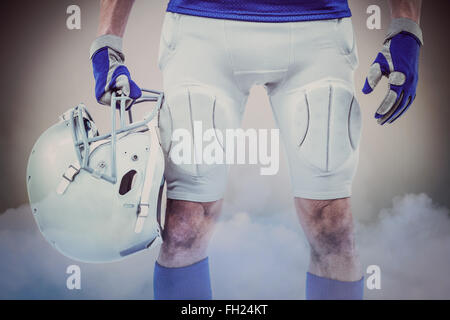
295, 198, 360, 279
158, 199, 222, 267
296, 198, 354, 256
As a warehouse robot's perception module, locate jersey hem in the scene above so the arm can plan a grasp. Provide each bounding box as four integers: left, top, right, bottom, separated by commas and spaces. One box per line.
167, 5, 351, 23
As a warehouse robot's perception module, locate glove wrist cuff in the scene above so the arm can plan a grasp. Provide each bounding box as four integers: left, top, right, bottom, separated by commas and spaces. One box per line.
89, 34, 124, 59
385, 17, 423, 45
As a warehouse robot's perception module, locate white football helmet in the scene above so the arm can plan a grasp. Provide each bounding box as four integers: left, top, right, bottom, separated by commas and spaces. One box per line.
26, 90, 166, 263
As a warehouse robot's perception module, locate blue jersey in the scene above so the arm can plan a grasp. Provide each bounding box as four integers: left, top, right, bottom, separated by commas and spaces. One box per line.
167, 0, 351, 22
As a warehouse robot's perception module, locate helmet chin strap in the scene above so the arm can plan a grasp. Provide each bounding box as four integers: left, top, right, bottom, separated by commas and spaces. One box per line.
134, 117, 163, 234
56, 164, 81, 195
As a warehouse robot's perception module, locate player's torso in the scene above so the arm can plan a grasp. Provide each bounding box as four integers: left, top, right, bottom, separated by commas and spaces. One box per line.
166, 0, 351, 22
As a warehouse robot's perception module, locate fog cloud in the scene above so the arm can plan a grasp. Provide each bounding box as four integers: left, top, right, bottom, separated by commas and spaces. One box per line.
0, 193, 449, 299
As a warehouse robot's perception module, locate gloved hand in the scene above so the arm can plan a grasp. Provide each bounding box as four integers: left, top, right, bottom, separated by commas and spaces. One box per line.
90, 34, 141, 107
363, 18, 423, 125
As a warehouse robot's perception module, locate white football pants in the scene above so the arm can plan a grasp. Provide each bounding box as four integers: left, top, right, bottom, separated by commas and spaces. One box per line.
158, 12, 361, 202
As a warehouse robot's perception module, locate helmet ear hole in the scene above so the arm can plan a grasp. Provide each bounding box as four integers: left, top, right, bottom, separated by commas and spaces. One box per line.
119, 170, 137, 195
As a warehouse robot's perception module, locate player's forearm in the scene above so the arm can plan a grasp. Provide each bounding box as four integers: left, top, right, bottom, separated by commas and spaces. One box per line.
388, 0, 422, 24
97, 0, 135, 37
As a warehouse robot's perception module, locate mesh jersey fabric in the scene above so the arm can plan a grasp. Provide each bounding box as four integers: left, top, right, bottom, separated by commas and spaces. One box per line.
166, 0, 351, 22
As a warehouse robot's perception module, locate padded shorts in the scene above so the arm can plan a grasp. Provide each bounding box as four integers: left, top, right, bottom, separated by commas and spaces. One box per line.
158, 13, 361, 201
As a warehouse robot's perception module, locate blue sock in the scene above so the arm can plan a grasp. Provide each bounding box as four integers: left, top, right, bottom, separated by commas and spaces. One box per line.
306, 272, 364, 300
153, 257, 212, 300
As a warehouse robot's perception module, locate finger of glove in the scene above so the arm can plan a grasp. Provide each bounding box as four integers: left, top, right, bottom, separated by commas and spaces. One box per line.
113, 74, 141, 109
362, 64, 382, 94
362, 52, 391, 94
128, 79, 142, 100
113, 74, 137, 109
377, 90, 405, 125
378, 72, 407, 123
115, 74, 130, 96
98, 91, 112, 106
375, 88, 399, 119
388, 95, 414, 124
388, 71, 406, 86
385, 90, 409, 123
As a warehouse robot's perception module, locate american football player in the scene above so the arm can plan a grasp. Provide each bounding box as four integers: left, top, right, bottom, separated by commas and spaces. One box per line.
90, 0, 422, 300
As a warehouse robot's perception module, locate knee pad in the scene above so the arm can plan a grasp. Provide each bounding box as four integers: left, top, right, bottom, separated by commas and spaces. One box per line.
294, 80, 361, 173
159, 85, 241, 201
272, 79, 362, 199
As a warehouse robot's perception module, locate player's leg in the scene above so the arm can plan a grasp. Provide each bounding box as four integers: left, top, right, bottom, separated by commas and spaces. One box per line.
158, 200, 223, 268
154, 13, 247, 300
295, 197, 363, 299
154, 199, 223, 300
269, 18, 363, 299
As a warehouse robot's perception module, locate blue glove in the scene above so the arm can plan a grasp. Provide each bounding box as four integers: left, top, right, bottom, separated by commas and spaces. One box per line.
90, 35, 141, 107
363, 18, 423, 125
